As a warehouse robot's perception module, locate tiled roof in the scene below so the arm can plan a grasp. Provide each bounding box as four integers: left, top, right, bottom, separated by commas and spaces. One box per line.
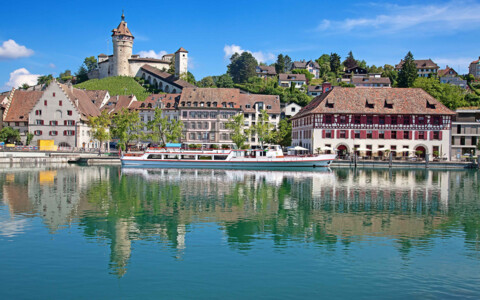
129, 57, 169, 63
293, 60, 319, 69
84, 90, 109, 109
351, 77, 391, 85
59, 83, 101, 120
111, 18, 133, 37
130, 94, 180, 110
395, 59, 439, 70
175, 47, 188, 53
308, 85, 322, 92
180, 88, 240, 107
438, 66, 458, 77
256, 65, 277, 75
4, 90, 43, 122
470, 57, 480, 64
292, 87, 455, 120
140, 65, 195, 89
279, 73, 307, 81
239, 94, 281, 114
104, 95, 136, 114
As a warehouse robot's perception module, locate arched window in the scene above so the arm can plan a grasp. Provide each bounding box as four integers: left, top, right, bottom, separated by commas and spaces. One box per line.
55, 110, 62, 119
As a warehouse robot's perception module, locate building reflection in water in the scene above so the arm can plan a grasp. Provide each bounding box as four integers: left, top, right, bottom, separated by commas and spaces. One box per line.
0, 166, 479, 276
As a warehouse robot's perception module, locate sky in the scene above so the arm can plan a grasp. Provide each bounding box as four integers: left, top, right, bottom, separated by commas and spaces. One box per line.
1, 0, 479, 91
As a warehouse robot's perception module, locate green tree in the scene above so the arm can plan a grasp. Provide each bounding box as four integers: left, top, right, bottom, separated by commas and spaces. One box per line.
215, 74, 234, 88
252, 109, 274, 148
147, 107, 184, 145
343, 51, 357, 69
227, 52, 258, 83
318, 62, 331, 78
58, 69, 73, 83
111, 108, 142, 151
21, 83, 30, 90
316, 54, 330, 66
0, 127, 20, 144
84, 56, 98, 72
413, 77, 467, 109
226, 113, 249, 148
275, 54, 285, 74
271, 119, 291, 147
75, 66, 89, 84
89, 110, 112, 154
26, 132, 34, 146
197, 76, 216, 88
398, 51, 418, 88
284, 55, 293, 71
292, 69, 313, 83
37, 74, 53, 85
382, 64, 398, 86
181, 71, 196, 84
330, 53, 341, 73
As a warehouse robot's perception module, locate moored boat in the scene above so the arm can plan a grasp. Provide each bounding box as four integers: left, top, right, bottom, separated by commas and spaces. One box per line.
121, 145, 336, 169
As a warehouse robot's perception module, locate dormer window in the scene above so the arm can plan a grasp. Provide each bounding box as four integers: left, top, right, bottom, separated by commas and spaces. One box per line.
267, 105, 272, 109
426, 100, 436, 109
245, 104, 251, 109
222, 102, 226, 108
193, 102, 198, 107
366, 99, 374, 108
384, 99, 393, 108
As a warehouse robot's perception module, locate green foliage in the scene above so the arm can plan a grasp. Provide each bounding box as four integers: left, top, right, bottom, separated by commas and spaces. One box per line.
343, 51, 357, 69
215, 74, 234, 88
197, 76, 216, 88
89, 110, 112, 153
75, 65, 89, 84
316, 54, 330, 66
147, 107, 184, 145
226, 113, 249, 148
37, 74, 53, 85
382, 64, 398, 86
330, 53, 341, 74
252, 110, 274, 148
275, 54, 285, 74
271, 119, 292, 147
26, 132, 34, 146
111, 108, 142, 150
0, 127, 20, 144
181, 71, 196, 84
356, 59, 367, 69
413, 77, 467, 109
228, 52, 258, 83
398, 51, 418, 88
338, 81, 355, 88
84, 56, 98, 72
21, 83, 30, 90
58, 70, 73, 83
292, 69, 314, 82
75, 76, 151, 100
368, 65, 383, 74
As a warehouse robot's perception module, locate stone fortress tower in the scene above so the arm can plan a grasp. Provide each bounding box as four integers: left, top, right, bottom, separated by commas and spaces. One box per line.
175, 47, 188, 78
111, 12, 134, 77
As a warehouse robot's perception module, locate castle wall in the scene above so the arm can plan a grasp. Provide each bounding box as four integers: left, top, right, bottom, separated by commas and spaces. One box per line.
130, 61, 169, 78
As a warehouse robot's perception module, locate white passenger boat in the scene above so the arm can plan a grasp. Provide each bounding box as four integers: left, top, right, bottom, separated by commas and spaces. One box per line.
121, 145, 336, 168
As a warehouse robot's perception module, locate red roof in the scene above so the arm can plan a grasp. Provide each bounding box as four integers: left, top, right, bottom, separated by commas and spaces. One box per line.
292, 87, 455, 120
4, 90, 43, 122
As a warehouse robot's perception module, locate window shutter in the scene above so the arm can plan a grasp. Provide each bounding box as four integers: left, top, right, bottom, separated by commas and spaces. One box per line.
72, 121, 75, 125
430, 131, 433, 140
39, 131, 42, 135
345, 130, 349, 139
373, 130, 379, 139
361, 116, 366, 124
72, 131, 75, 135
336, 130, 340, 138
385, 131, 391, 139
439, 131, 443, 140
386, 116, 391, 124
360, 130, 366, 139
64, 130, 66, 135
415, 131, 419, 140
351, 130, 355, 137
322, 130, 326, 138
397, 131, 403, 140
64, 120, 67, 125
408, 131, 412, 140
373, 116, 379, 124
398, 116, 403, 124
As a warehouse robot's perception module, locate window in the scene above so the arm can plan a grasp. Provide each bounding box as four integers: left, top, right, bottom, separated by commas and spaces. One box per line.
44, 100, 47, 106
354, 130, 360, 138
325, 130, 332, 138
339, 130, 346, 138
49, 131, 58, 136
339, 115, 347, 124
36, 120, 44, 125
34, 130, 42, 136
367, 116, 373, 124
433, 116, 441, 125
66, 120, 75, 126
403, 131, 409, 139
50, 121, 58, 126
52, 93, 55, 97
15, 122, 19, 126
325, 115, 333, 124
403, 116, 410, 125
391, 131, 397, 139
64, 130, 75, 136
391, 116, 397, 125
183, 111, 187, 118
418, 131, 425, 140
267, 105, 272, 109
35, 110, 42, 116
433, 131, 440, 140
245, 104, 251, 109
417, 116, 425, 124
354, 116, 361, 124
59, 100, 62, 106
379, 116, 385, 125
367, 130, 373, 139
67, 110, 73, 116
291, 107, 296, 112
379, 130, 385, 139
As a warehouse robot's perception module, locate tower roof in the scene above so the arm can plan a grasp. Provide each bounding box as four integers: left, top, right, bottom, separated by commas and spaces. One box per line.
111, 13, 134, 38
175, 47, 188, 53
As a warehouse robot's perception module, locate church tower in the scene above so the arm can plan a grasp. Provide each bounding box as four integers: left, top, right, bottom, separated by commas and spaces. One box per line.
111, 13, 134, 77
175, 47, 188, 78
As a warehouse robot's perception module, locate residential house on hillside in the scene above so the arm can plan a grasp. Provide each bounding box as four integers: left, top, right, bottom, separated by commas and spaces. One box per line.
85, 90, 111, 109
255, 65, 277, 79
438, 66, 467, 89
395, 59, 439, 77
282, 102, 302, 118
307, 82, 332, 97
451, 108, 480, 160
351, 74, 391, 88
103, 95, 137, 114
28, 81, 102, 149
343, 66, 368, 77
291, 87, 455, 159
469, 57, 480, 79
292, 60, 320, 78
278, 74, 307, 89
178, 88, 280, 146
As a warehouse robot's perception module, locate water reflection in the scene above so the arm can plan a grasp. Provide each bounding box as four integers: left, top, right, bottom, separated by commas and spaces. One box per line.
1, 166, 479, 277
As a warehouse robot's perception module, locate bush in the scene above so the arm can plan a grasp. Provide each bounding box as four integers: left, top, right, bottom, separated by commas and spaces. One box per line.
241, 144, 250, 150
221, 144, 230, 149
211, 144, 219, 149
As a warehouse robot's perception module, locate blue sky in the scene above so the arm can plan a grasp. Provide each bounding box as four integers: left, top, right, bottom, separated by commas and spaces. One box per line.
1, 0, 479, 90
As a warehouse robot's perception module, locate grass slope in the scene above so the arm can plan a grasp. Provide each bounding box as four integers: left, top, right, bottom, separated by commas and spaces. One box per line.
75, 76, 150, 101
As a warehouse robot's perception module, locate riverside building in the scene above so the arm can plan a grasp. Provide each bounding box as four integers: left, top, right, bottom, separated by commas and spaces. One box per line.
291, 87, 455, 160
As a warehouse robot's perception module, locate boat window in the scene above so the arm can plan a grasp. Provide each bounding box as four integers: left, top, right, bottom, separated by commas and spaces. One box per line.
181, 155, 196, 160
147, 154, 163, 159
213, 155, 228, 160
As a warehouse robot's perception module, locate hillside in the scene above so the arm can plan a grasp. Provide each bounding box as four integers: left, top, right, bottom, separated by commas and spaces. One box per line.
75, 76, 151, 101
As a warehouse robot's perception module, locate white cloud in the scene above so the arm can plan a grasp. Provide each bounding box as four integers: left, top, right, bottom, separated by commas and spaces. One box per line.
433, 57, 474, 74
224, 44, 275, 63
3, 68, 41, 90
49, 63, 56, 69
317, 1, 480, 35
138, 50, 168, 59
0, 39, 34, 59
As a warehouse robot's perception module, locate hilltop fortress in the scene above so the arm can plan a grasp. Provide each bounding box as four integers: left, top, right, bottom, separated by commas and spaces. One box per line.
88, 13, 193, 93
